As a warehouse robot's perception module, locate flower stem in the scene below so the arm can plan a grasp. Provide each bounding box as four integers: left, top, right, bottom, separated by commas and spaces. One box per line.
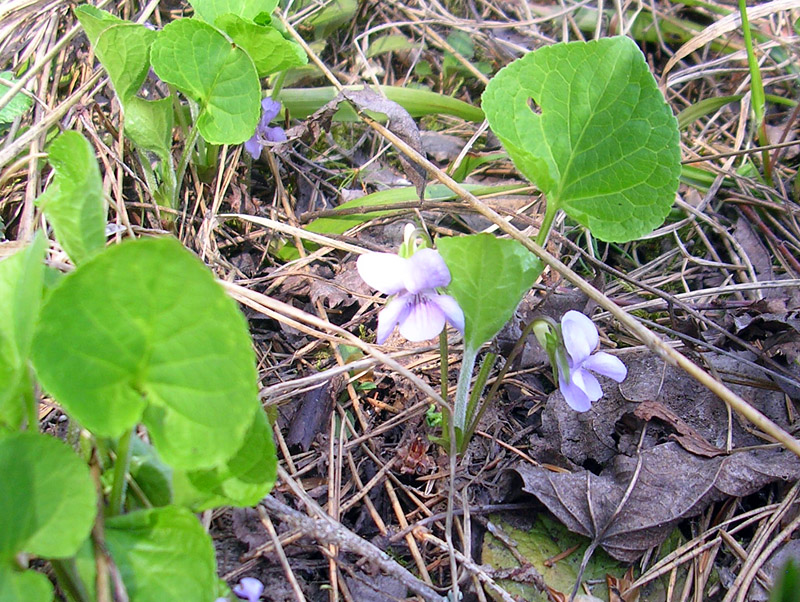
270, 70, 288, 100
439, 331, 449, 401
107, 428, 134, 517
462, 352, 497, 448
453, 345, 478, 436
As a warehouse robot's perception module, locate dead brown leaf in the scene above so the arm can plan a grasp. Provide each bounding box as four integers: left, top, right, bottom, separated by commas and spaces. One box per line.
519, 350, 800, 562
340, 87, 427, 199
530, 351, 793, 468
309, 261, 369, 309
515, 442, 800, 562
634, 401, 726, 458
285, 375, 342, 451
607, 566, 639, 602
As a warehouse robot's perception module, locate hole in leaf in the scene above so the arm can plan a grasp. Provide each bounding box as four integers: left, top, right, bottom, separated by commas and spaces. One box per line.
528, 97, 541, 115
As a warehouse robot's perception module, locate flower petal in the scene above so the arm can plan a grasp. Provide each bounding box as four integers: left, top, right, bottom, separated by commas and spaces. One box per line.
404, 248, 451, 293
571, 367, 603, 402
398, 295, 446, 342
357, 253, 409, 295
233, 577, 264, 602
263, 125, 287, 143
261, 97, 282, 122
583, 351, 627, 382
376, 295, 412, 344
429, 294, 464, 334
558, 369, 593, 412
244, 134, 262, 160
561, 310, 598, 365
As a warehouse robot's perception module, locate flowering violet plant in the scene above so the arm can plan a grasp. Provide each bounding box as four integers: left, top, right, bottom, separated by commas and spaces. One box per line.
357, 226, 464, 345
534, 310, 627, 412
244, 98, 287, 160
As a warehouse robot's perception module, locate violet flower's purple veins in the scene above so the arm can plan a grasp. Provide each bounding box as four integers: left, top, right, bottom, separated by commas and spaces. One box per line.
357, 247, 464, 344
557, 310, 627, 412
232, 577, 264, 602
245, 98, 287, 160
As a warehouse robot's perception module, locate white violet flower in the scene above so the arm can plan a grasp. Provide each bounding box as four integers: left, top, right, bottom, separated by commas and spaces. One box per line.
557, 310, 627, 411
357, 247, 464, 344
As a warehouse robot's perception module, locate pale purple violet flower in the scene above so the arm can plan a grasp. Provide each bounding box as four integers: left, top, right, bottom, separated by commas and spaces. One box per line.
245, 98, 287, 160
357, 248, 464, 344
557, 311, 627, 412
232, 577, 264, 602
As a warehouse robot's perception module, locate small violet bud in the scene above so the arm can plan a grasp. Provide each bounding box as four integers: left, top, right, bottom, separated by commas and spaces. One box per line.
232, 577, 264, 602
245, 98, 287, 160
535, 311, 627, 412
357, 231, 464, 344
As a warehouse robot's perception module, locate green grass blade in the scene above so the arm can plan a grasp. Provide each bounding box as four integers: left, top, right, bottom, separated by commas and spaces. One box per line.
276, 85, 484, 122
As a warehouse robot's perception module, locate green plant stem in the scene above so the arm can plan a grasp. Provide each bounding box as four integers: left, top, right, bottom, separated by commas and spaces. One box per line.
172, 124, 200, 209
108, 428, 134, 516
439, 331, 449, 401
739, 0, 773, 184
462, 352, 497, 451
136, 148, 160, 197
270, 70, 288, 100
535, 203, 557, 247
453, 345, 478, 435
50, 558, 91, 602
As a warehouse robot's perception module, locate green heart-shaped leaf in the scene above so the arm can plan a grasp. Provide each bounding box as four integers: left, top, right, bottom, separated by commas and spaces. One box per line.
106, 506, 216, 602
0, 235, 45, 428
93, 23, 155, 99
150, 19, 260, 145
188, 0, 279, 26
128, 437, 174, 509
73, 5, 122, 46
215, 14, 306, 77
437, 234, 542, 351
482, 37, 680, 242
36, 131, 106, 265
0, 432, 96, 561
75, 8, 173, 160
32, 237, 260, 470
0, 569, 53, 602
173, 408, 277, 510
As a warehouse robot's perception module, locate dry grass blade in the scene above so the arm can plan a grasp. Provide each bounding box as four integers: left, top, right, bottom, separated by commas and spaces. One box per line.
661, 0, 800, 82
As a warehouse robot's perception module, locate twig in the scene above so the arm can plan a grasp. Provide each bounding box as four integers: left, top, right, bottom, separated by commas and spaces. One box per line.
417, 530, 528, 602
263, 469, 446, 602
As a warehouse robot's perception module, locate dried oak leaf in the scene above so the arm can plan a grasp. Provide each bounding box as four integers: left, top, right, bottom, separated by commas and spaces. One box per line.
515, 442, 800, 562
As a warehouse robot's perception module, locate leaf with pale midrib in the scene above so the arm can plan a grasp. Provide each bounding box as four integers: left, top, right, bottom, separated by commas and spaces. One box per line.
482, 36, 680, 243
32, 237, 261, 471
438, 234, 541, 350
